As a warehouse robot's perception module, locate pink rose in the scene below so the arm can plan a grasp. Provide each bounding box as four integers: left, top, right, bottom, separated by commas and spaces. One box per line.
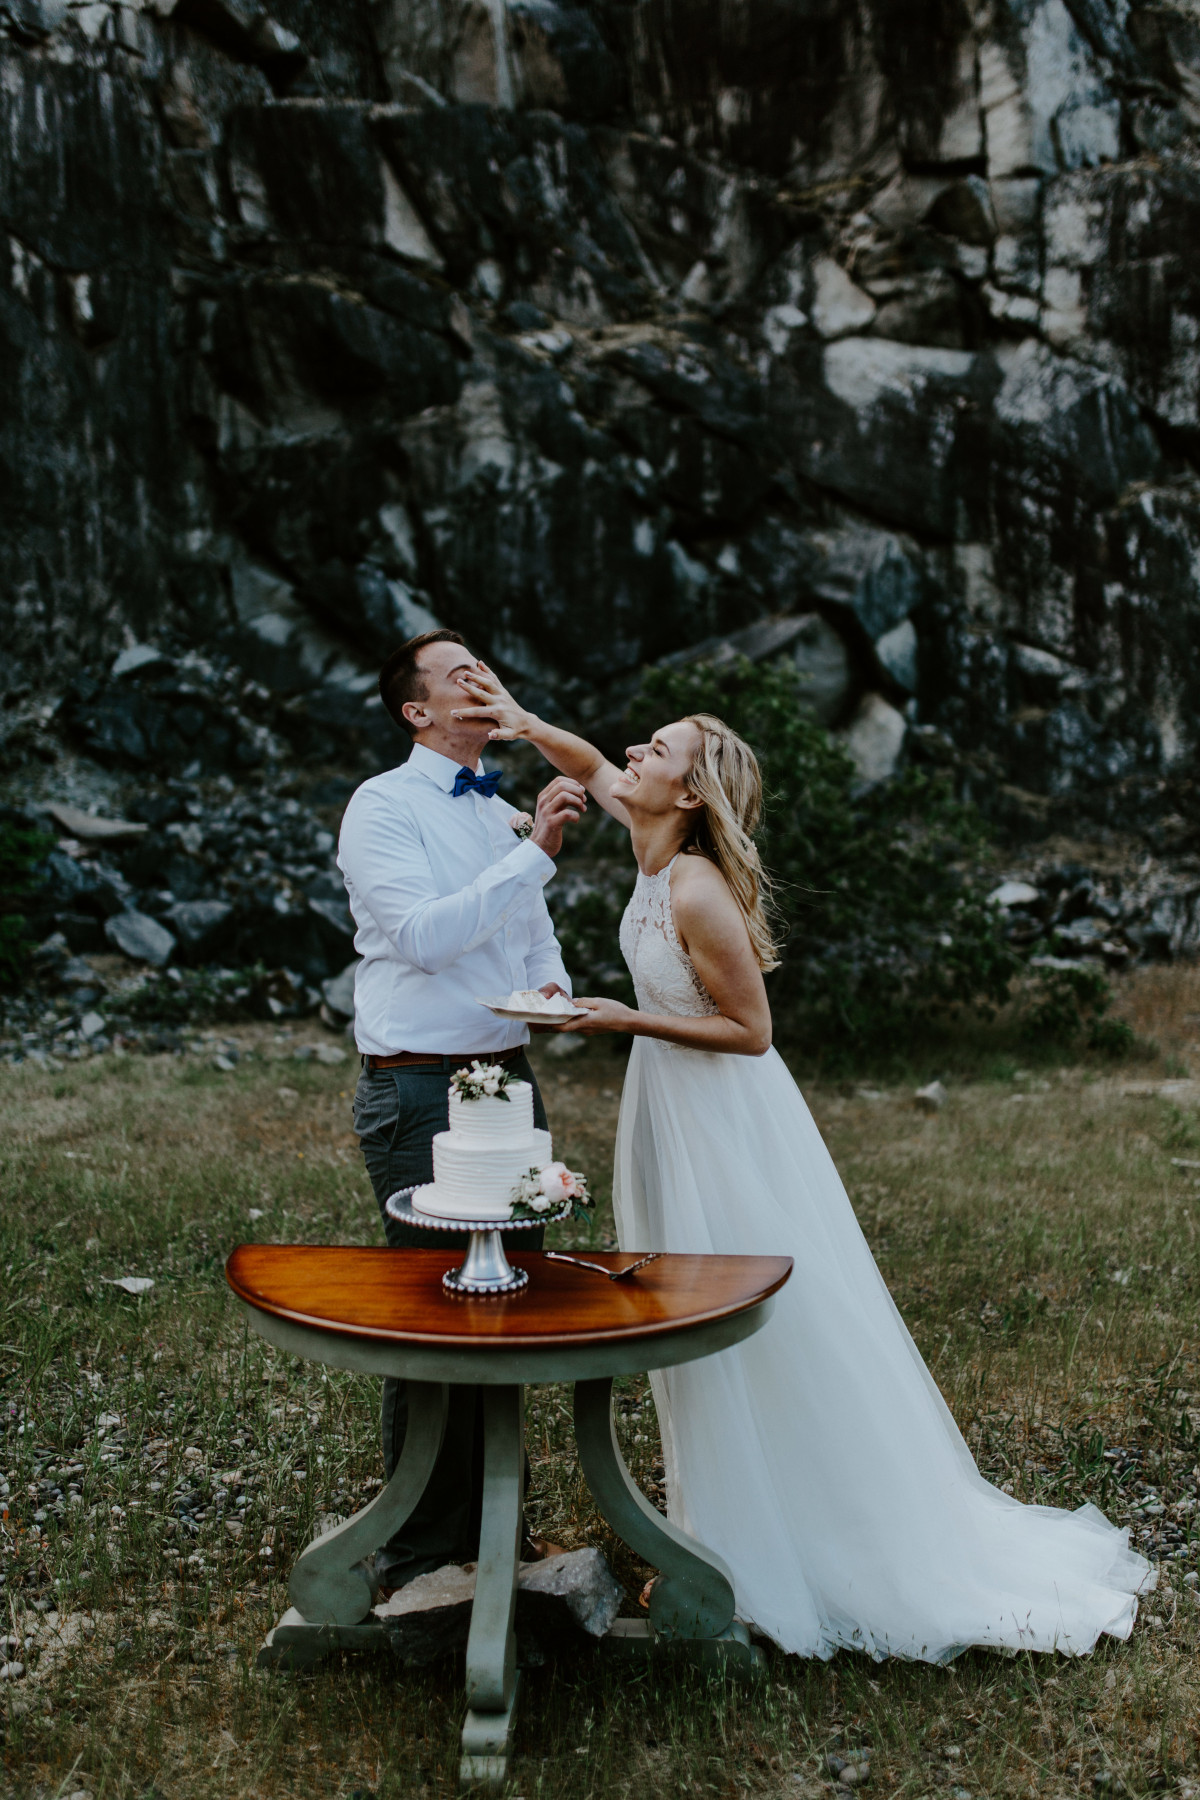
536, 1162, 581, 1204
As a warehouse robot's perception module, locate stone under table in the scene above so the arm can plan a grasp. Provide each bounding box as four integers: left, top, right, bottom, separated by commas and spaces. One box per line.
225, 1243, 793, 1788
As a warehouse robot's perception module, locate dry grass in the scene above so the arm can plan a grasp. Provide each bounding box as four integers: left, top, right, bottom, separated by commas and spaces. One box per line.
2, 980, 1200, 1800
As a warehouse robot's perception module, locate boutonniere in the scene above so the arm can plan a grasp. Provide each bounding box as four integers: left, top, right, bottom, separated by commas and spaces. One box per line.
510, 813, 534, 840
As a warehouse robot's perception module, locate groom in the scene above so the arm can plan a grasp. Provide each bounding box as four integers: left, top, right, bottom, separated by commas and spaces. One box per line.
338, 628, 586, 1592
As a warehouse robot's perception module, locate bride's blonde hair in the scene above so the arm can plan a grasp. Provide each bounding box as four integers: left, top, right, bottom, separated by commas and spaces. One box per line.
679, 713, 780, 972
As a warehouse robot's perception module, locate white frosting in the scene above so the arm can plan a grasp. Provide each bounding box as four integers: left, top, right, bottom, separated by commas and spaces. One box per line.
411, 1078, 552, 1221
507, 988, 579, 1015
446, 1081, 534, 1146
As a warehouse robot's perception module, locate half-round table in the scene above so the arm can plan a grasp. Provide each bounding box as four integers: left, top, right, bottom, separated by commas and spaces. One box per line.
226, 1245, 792, 1787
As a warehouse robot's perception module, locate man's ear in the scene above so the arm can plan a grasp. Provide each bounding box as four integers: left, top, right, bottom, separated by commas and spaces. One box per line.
401, 700, 429, 733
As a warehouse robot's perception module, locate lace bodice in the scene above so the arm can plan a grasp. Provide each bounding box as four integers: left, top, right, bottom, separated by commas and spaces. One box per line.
619, 858, 720, 1020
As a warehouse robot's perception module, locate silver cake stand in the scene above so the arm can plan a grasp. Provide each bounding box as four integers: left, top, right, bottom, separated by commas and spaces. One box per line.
384, 1186, 572, 1296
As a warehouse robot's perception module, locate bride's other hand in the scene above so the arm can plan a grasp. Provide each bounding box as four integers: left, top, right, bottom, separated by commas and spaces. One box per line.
558, 996, 634, 1035
451, 662, 533, 741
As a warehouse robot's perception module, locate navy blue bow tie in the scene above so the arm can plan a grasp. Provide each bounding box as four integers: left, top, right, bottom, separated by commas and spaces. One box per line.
452, 766, 503, 799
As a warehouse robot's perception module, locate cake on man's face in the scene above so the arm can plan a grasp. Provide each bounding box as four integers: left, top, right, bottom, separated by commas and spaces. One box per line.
410, 1066, 553, 1221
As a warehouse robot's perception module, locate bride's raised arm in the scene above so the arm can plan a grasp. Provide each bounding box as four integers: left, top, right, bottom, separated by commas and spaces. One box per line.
452, 662, 633, 827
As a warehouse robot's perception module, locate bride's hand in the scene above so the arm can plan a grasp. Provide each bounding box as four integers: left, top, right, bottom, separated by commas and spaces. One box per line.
451, 662, 534, 741
558, 996, 635, 1035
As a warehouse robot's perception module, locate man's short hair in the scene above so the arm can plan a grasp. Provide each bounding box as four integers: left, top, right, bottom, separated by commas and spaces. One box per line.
379, 629, 468, 737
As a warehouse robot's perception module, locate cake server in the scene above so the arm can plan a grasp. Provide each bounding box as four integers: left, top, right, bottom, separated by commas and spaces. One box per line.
544, 1250, 663, 1281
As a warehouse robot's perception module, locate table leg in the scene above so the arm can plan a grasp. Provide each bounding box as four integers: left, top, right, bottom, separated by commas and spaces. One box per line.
574, 1377, 763, 1676
460, 1383, 524, 1790
258, 1380, 449, 1667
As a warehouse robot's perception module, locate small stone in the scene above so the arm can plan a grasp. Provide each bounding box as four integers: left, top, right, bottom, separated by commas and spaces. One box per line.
164, 899, 233, 954
839, 1766, 870, 1789
0, 1661, 25, 1679
101, 1275, 154, 1295
79, 1011, 106, 1039
212, 1055, 236, 1072
915, 1080, 947, 1112
111, 642, 171, 680
988, 880, 1041, 908
104, 910, 176, 967
314, 1043, 347, 1066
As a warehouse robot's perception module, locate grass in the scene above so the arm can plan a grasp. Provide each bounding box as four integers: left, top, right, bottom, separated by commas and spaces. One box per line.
2, 965, 1200, 1800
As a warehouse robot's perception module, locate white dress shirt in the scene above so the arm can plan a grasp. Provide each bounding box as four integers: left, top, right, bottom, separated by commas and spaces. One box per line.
337, 742, 572, 1056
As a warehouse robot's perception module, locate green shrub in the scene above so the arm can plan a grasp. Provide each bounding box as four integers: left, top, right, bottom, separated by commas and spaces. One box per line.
626, 657, 1023, 1053
0, 811, 53, 989
551, 657, 1126, 1060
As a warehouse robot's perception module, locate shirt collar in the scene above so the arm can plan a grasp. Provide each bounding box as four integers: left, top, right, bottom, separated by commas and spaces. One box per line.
407, 742, 484, 794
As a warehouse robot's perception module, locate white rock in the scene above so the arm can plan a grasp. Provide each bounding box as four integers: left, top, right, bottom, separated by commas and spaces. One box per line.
823, 337, 976, 414
381, 161, 443, 269
104, 910, 175, 968
915, 1080, 948, 1112
837, 693, 906, 784
212, 1055, 236, 1072
762, 302, 808, 356
314, 1044, 348, 1066
874, 617, 917, 692
810, 258, 876, 340
101, 1276, 154, 1295
0, 1661, 26, 1680
46, 803, 147, 844
79, 1011, 106, 1040
988, 881, 1041, 907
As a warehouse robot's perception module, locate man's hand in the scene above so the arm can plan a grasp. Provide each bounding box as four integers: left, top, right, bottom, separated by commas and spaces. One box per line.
452, 662, 534, 741
530, 776, 587, 858
527, 980, 572, 1034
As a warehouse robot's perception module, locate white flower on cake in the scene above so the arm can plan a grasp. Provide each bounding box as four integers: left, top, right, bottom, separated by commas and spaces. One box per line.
450, 1060, 517, 1102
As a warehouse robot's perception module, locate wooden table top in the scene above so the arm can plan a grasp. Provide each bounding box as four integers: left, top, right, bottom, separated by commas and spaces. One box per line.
226, 1245, 792, 1351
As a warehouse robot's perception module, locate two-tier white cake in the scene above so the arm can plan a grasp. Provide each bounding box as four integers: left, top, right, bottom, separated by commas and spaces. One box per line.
411, 1078, 553, 1221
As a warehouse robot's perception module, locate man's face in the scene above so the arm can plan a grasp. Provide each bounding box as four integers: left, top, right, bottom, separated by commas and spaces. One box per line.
403, 641, 487, 740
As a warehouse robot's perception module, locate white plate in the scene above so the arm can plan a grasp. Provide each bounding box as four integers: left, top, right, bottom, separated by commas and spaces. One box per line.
476, 996, 587, 1024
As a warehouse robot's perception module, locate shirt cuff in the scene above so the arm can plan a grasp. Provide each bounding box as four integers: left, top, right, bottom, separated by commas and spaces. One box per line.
510, 838, 556, 885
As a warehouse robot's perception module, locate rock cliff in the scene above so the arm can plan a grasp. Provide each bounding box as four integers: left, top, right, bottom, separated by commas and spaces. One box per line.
2, 0, 1198, 829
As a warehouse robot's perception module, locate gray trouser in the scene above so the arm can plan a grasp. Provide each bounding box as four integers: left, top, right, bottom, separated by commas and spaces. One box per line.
352, 1053, 547, 1588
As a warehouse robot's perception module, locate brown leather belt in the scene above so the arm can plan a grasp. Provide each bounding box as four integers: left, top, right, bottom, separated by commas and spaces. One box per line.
363, 1045, 527, 1072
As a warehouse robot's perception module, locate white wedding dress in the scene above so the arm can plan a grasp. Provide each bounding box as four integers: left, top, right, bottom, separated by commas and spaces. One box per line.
612, 858, 1152, 1660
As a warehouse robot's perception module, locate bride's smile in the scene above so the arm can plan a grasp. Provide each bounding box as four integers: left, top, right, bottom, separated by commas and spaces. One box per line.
610, 723, 704, 814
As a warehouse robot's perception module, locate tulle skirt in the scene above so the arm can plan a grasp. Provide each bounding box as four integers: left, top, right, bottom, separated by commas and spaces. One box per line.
612, 1037, 1153, 1660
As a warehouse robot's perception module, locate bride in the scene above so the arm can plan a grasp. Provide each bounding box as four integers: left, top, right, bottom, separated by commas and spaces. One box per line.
453, 666, 1153, 1660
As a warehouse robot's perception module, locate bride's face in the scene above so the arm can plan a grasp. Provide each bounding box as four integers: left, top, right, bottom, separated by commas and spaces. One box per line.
611, 720, 703, 815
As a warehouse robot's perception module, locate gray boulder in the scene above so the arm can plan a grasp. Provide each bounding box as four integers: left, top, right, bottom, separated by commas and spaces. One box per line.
104, 910, 176, 967
837, 693, 908, 785
164, 900, 233, 957
321, 961, 358, 1020
373, 1548, 623, 1665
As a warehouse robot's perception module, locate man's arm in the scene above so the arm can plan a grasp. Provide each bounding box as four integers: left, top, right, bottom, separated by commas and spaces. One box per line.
340, 789, 557, 975
523, 892, 572, 997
